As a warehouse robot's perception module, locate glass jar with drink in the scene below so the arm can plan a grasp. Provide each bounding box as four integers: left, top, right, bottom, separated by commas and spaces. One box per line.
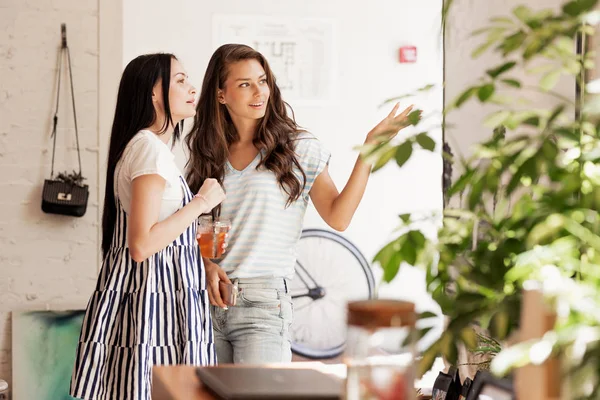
197, 215, 231, 259
344, 300, 417, 400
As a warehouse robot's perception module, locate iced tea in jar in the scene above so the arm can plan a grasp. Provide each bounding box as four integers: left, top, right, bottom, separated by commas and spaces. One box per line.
197, 215, 231, 258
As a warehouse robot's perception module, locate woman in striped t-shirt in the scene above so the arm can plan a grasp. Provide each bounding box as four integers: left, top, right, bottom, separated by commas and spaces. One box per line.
186, 44, 415, 364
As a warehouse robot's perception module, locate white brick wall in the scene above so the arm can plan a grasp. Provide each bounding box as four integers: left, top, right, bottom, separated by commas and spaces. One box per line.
0, 0, 100, 389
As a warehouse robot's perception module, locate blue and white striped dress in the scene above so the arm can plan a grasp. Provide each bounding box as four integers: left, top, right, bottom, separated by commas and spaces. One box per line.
70, 176, 215, 400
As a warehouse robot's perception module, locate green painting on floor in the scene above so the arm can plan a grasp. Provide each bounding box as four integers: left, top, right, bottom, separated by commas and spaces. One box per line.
12, 310, 84, 400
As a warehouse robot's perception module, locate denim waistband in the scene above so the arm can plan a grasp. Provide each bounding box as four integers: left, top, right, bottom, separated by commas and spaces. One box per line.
232, 277, 289, 293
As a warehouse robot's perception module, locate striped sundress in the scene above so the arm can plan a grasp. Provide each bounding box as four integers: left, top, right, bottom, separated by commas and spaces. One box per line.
70, 176, 216, 400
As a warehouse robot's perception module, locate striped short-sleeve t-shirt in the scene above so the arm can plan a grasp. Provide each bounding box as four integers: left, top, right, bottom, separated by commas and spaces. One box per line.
218, 132, 331, 279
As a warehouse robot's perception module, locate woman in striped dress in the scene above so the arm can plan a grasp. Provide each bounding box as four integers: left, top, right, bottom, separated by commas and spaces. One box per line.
70, 53, 225, 400
185, 44, 415, 364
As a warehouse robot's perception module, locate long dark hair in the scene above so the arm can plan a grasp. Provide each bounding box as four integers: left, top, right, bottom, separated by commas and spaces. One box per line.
101, 53, 181, 256
185, 44, 306, 206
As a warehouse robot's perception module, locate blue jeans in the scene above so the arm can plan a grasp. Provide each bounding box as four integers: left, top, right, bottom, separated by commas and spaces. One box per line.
211, 278, 294, 364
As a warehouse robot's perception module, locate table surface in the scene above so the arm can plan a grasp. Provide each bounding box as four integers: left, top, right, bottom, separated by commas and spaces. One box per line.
152, 365, 211, 400
152, 363, 347, 400
152, 363, 432, 400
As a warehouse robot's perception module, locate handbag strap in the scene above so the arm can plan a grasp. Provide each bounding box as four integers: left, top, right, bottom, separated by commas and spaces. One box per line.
50, 24, 82, 179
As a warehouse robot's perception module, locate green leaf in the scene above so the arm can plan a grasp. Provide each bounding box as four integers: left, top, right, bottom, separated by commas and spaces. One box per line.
408, 110, 422, 125
554, 37, 575, 54
460, 327, 478, 350
399, 213, 411, 224
563, 0, 599, 17
372, 239, 396, 265
526, 64, 556, 75
373, 238, 404, 283
483, 110, 510, 128
503, 111, 538, 130
419, 311, 439, 320
493, 125, 507, 140
417, 326, 434, 340
395, 141, 413, 167
506, 155, 537, 194
486, 61, 517, 79
447, 309, 488, 332
499, 31, 527, 55
409, 230, 426, 247
380, 83, 436, 105
454, 87, 477, 108
513, 5, 532, 22
448, 168, 476, 197
416, 133, 436, 151
383, 231, 423, 268
471, 26, 497, 37
417, 84, 436, 92
371, 146, 397, 172
431, 284, 454, 314
522, 116, 540, 126
487, 94, 514, 105
527, 214, 565, 246
401, 240, 418, 265
382, 251, 403, 283
501, 78, 521, 88
472, 38, 498, 58
540, 70, 561, 92
489, 310, 510, 340
404, 231, 427, 266
490, 16, 516, 25
523, 38, 551, 60
547, 105, 566, 127
533, 9, 554, 21
379, 94, 412, 106
359, 142, 385, 158
468, 176, 485, 209
478, 84, 496, 102
418, 341, 440, 377
441, 332, 459, 365
554, 127, 578, 141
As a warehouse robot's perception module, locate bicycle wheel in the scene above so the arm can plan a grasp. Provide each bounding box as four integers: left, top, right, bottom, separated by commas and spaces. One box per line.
290, 229, 375, 359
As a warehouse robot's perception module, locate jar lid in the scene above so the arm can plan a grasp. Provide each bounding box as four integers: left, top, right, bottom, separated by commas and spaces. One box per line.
347, 299, 416, 328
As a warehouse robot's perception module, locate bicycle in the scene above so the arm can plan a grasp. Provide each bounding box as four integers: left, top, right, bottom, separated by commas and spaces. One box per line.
289, 228, 376, 359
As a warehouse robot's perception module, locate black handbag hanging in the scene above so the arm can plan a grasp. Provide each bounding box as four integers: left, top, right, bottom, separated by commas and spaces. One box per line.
41, 24, 89, 217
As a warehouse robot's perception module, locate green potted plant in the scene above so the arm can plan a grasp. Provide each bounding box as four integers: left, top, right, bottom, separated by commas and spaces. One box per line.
364, 0, 600, 396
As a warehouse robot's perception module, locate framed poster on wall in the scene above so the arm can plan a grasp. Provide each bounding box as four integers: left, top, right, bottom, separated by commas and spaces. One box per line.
212, 15, 337, 106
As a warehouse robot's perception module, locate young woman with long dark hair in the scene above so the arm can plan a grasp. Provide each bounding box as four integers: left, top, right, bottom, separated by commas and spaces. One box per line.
70, 53, 225, 400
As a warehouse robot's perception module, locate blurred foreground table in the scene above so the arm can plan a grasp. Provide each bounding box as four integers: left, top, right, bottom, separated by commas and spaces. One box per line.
152, 363, 347, 400
153, 365, 212, 400
152, 363, 432, 400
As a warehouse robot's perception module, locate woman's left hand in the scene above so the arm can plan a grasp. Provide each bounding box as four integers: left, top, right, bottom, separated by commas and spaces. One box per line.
365, 103, 420, 144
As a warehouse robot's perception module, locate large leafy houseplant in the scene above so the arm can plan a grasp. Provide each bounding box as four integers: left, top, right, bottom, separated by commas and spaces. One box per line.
365, 0, 600, 396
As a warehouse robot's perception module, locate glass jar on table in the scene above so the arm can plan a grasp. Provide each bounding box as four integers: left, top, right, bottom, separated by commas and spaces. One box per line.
344, 300, 417, 400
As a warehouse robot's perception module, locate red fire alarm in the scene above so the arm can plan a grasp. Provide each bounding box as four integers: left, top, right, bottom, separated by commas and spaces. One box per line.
399, 46, 417, 63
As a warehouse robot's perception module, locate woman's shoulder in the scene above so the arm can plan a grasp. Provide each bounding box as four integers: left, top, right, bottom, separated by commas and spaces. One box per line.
121, 130, 175, 176
124, 130, 172, 160
293, 131, 318, 142
292, 131, 326, 154
128, 130, 164, 150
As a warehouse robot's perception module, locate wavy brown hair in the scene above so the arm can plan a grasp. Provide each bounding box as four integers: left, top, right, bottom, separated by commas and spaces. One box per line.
185, 44, 306, 206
